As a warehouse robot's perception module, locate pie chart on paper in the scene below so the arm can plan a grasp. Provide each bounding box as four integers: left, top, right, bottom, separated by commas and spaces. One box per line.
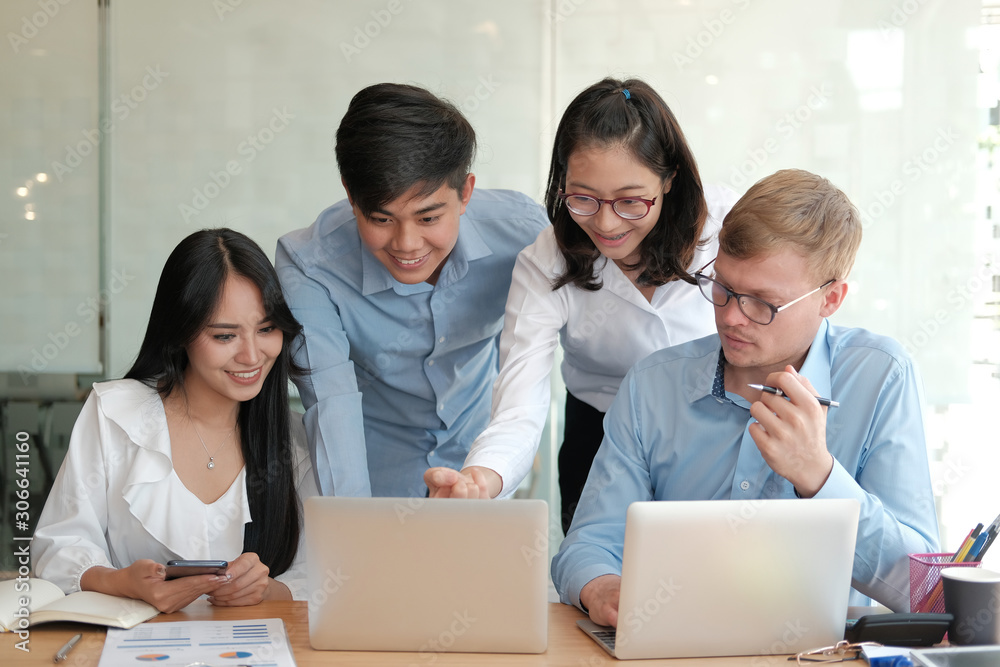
219, 650, 254, 658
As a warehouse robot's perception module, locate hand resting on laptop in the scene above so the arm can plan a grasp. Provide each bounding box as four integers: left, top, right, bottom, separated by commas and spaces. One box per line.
580, 574, 621, 628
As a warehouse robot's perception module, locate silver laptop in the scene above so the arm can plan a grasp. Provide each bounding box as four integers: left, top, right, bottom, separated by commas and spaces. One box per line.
304, 496, 548, 653
578, 498, 860, 659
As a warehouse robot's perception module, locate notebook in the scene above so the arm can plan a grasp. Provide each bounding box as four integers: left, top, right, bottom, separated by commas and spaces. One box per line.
304, 496, 548, 653
577, 498, 861, 659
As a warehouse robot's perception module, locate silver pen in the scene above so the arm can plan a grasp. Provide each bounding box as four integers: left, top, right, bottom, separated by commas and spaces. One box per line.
747, 383, 840, 408
54, 632, 82, 663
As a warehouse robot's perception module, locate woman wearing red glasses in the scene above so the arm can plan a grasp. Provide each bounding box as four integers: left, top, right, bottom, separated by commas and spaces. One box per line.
427, 77, 736, 531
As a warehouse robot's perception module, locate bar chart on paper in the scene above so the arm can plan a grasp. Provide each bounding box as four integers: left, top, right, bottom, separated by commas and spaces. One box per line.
97, 618, 296, 667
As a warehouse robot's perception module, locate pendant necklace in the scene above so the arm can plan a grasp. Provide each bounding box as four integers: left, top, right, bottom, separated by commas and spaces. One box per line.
188, 408, 236, 470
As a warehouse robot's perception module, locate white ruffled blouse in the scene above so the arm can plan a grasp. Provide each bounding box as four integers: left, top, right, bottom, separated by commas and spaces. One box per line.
31, 379, 315, 600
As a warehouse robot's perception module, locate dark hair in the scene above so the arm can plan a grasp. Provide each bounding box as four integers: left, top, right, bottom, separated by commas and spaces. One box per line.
125, 228, 304, 576
335, 82, 476, 217
545, 77, 708, 290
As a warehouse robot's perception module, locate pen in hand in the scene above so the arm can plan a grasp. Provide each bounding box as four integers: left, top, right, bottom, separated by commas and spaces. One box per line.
747, 384, 840, 408
54, 632, 82, 663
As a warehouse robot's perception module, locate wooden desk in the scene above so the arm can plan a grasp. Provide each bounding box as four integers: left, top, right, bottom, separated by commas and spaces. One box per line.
0, 601, 795, 666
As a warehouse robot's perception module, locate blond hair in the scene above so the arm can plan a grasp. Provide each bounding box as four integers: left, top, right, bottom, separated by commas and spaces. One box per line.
719, 169, 862, 281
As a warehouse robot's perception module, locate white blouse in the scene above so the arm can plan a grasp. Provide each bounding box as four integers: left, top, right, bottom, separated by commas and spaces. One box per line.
31, 379, 318, 600
465, 185, 739, 497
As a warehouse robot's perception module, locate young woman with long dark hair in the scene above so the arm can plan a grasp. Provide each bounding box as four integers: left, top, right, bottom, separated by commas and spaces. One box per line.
427, 77, 737, 533
33, 228, 316, 612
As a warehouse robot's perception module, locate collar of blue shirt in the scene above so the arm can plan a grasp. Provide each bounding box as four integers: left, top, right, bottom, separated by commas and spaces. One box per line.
696, 318, 835, 408
359, 215, 493, 296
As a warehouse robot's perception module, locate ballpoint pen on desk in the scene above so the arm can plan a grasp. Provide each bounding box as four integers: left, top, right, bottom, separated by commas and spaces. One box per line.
53, 632, 81, 663
747, 384, 840, 408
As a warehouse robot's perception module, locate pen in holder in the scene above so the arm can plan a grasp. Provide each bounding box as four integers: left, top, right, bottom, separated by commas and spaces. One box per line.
909, 553, 981, 613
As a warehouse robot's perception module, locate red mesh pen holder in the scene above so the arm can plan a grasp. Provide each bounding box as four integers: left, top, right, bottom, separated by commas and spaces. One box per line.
909, 552, 981, 613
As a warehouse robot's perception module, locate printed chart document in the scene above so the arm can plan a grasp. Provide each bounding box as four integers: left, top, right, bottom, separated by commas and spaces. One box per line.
98, 618, 296, 667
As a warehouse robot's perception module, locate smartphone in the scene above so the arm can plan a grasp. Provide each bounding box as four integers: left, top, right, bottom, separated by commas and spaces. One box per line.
164, 559, 228, 580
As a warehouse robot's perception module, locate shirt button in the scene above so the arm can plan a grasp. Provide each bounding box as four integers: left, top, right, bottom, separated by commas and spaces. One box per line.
740, 480, 750, 491
438, 403, 444, 411
427, 359, 435, 366
438, 336, 445, 343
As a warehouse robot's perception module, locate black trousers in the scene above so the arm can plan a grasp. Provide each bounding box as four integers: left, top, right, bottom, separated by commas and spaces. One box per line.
557, 391, 606, 536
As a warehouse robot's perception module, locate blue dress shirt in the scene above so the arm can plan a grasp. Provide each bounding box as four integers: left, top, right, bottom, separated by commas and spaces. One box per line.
551, 319, 939, 612
275, 189, 549, 498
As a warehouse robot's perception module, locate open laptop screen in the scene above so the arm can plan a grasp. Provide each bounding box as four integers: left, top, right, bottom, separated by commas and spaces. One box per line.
583, 498, 860, 660
304, 496, 549, 654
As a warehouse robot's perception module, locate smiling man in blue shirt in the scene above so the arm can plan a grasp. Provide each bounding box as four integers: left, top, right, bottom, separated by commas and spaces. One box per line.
276, 83, 548, 497
552, 169, 939, 619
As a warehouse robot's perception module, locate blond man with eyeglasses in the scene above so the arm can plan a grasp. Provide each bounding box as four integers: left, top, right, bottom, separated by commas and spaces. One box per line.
552, 168, 939, 624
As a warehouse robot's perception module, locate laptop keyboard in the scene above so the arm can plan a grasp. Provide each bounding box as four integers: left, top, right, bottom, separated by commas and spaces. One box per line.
594, 629, 616, 650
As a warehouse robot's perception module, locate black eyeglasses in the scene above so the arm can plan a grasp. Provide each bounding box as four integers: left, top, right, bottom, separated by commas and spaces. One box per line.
694, 259, 835, 326
557, 190, 658, 220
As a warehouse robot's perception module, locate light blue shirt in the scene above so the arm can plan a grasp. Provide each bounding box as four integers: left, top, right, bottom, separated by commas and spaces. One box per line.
275, 189, 549, 497
551, 319, 939, 612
